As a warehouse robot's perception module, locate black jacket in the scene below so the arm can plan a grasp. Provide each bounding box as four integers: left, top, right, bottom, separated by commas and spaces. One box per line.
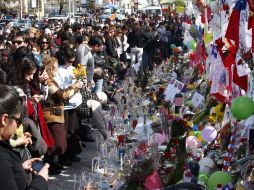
127, 30, 153, 49
0, 141, 48, 190
105, 37, 118, 58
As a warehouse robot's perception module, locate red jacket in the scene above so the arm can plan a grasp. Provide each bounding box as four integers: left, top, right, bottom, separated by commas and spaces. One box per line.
27, 98, 54, 148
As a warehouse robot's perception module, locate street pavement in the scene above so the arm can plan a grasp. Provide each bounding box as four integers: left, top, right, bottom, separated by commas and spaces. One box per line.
48, 141, 97, 190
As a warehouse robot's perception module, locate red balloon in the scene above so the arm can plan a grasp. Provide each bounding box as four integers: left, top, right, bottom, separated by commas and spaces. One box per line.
189, 52, 195, 60
174, 47, 180, 53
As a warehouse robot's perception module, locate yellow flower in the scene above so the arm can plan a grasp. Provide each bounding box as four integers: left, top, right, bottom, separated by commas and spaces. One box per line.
72, 64, 87, 80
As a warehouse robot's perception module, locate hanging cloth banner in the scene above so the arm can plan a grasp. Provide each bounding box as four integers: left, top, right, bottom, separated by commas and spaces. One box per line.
215, 38, 237, 95
225, 0, 247, 48
210, 46, 228, 102
248, 0, 254, 52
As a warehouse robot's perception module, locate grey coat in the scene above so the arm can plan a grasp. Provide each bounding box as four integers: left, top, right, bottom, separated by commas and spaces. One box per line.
75, 44, 94, 82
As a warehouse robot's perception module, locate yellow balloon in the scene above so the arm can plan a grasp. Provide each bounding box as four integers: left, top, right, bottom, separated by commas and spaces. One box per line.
209, 115, 216, 125
176, 6, 185, 13
197, 136, 203, 142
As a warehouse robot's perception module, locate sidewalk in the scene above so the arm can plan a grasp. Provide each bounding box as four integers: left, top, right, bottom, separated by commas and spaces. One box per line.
48, 141, 97, 190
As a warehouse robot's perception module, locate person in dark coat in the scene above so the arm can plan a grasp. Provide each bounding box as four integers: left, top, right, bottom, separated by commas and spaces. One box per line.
0, 85, 49, 190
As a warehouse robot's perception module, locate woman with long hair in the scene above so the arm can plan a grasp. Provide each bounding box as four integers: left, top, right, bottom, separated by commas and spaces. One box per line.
42, 56, 83, 174
13, 57, 54, 155
54, 47, 83, 165
38, 34, 53, 58
0, 84, 49, 190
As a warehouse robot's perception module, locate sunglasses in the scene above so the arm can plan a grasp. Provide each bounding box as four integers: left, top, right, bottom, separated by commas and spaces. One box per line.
8, 115, 22, 127
41, 41, 48, 44
13, 41, 24, 45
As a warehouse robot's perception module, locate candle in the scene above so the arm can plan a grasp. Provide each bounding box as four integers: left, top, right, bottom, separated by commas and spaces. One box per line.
74, 174, 77, 190
120, 152, 123, 170
91, 158, 94, 173
97, 159, 100, 173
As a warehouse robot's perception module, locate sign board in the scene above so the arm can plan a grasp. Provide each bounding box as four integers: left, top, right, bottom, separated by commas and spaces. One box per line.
164, 77, 184, 102
191, 91, 204, 108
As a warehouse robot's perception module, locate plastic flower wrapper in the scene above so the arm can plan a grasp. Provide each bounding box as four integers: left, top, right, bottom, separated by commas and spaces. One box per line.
73, 64, 87, 81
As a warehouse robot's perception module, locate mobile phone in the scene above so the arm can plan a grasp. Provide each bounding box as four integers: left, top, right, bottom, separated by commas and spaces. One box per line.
39, 65, 45, 73
32, 161, 44, 172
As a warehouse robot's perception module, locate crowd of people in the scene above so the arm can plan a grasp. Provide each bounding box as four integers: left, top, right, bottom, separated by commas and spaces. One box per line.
0, 12, 184, 189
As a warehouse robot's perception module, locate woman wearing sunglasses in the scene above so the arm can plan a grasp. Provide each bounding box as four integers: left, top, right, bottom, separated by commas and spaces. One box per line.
0, 85, 49, 190
54, 47, 83, 165
38, 34, 52, 58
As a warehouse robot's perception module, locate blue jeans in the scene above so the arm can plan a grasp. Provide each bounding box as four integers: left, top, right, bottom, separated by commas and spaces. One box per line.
93, 79, 103, 93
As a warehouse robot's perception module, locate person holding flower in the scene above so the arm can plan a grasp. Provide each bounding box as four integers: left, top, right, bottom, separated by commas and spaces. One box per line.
42, 56, 83, 174
54, 47, 83, 165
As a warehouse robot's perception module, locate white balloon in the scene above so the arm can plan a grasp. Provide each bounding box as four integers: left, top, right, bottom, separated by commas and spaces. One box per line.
199, 165, 210, 174
199, 157, 215, 174
210, 1, 219, 14
199, 157, 215, 168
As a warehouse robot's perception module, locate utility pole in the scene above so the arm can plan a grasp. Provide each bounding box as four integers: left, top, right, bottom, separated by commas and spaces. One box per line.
68, 0, 71, 17
20, 0, 23, 19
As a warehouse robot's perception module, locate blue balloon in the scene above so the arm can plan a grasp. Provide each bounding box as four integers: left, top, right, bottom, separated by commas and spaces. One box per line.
192, 125, 198, 131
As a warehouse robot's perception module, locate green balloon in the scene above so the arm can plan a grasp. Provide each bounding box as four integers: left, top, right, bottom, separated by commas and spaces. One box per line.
207, 171, 232, 190
231, 96, 254, 120
202, 140, 207, 146
190, 41, 197, 50
194, 131, 201, 137
198, 173, 209, 185
170, 44, 176, 50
